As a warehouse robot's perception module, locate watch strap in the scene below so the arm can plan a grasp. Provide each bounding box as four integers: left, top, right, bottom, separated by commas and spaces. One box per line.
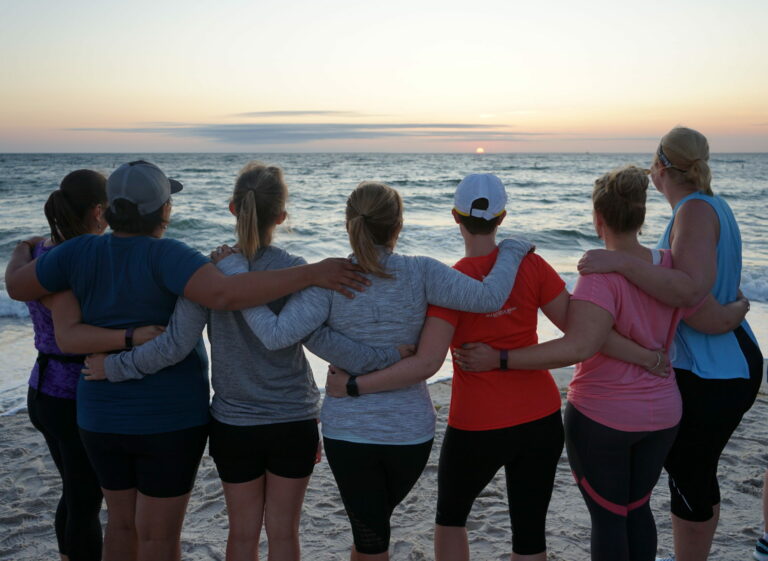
500, 349, 508, 371
125, 327, 135, 349
346, 375, 360, 397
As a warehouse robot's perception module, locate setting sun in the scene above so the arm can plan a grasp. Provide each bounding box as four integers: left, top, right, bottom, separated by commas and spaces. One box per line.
475, 147, 485, 154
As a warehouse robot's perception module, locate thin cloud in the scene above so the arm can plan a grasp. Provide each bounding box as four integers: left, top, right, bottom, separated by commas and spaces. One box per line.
557, 136, 660, 142
233, 110, 365, 118
68, 122, 555, 145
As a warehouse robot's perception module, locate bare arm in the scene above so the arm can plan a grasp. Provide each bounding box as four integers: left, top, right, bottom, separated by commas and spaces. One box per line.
501, 300, 615, 370
5, 238, 48, 301
454, 289, 663, 373
578, 200, 718, 307
684, 293, 748, 335
325, 317, 455, 397
185, 247, 370, 311
48, 291, 164, 354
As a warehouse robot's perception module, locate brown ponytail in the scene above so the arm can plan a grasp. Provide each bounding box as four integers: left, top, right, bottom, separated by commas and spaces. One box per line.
592, 165, 648, 234
44, 169, 107, 243
345, 182, 403, 278
232, 162, 288, 260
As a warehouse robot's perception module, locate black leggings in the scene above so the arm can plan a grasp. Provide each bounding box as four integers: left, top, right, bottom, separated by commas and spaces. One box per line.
436, 411, 564, 555
323, 437, 433, 555
27, 388, 103, 561
565, 403, 678, 561
665, 326, 763, 521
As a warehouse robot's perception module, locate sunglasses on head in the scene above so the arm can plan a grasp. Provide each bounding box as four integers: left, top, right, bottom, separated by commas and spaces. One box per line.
657, 145, 688, 173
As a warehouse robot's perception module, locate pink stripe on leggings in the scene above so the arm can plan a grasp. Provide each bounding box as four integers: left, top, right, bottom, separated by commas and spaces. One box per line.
574, 473, 652, 517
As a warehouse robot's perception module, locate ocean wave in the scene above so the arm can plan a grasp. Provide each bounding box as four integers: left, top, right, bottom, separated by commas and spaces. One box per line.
0, 291, 29, 319
742, 268, 768, 303
711, 158, 747, 164
387, 179, 457, 188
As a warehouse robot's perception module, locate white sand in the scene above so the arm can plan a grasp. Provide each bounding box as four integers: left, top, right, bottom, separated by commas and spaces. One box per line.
1, 369, 767, 560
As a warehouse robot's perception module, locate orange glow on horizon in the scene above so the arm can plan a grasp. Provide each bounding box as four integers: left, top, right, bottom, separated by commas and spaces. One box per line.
475, 147, 485, 154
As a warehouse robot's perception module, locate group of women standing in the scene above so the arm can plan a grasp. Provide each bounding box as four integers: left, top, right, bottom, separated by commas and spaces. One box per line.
5, 126, 762, 561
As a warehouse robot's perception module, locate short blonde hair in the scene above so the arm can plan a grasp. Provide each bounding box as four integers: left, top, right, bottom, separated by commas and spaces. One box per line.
232, 161, 288, 260
345, 181, 403, 278
592, 165, 648, 234
655, 127, 713, 195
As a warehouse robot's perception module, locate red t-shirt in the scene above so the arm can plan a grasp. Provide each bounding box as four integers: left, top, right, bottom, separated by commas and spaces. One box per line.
428, 249, 565, 431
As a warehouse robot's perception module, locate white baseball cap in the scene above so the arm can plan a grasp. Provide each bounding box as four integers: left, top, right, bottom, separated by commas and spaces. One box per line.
453, 173, 507, 220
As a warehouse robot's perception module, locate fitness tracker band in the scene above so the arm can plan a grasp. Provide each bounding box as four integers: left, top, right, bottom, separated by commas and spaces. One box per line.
346, 375, 360, 397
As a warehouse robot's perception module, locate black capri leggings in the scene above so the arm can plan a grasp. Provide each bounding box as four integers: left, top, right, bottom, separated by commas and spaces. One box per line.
435, 411, 564, 556
27, 388, 103, 561
565, 403, 678, 561
323, 437, 433, 555
664, 326, 763, 521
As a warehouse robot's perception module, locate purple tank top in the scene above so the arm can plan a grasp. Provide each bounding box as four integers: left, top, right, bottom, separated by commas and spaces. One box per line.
27, 241, 84, 400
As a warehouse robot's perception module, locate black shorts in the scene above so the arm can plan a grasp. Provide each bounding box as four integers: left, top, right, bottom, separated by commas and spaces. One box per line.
665, 326, 763, 521
436, 411, 564, 555
209, 418, 319, 483
324, 437, 433, 555
79, 424, 208, 498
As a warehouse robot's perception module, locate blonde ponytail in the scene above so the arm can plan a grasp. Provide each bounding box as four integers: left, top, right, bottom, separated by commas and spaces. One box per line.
232, 162, 288, 260
236, 189, 260, 260
659, 127, 713, 195
685, 159, 713, 196
346, 181, 403, 278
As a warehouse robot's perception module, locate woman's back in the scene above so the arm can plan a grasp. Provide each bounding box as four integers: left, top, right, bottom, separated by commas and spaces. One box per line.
208, 245, 320, 426
569, 250, 685, 432
321, 251, 441, 445
659, 192, 758, 379
35, 233, 211, 434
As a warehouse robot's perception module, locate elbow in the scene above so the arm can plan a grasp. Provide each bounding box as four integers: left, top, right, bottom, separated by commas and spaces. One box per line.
476, 294, 505, 314
206, 286, 237, 311
678, 290, 706, 308
54, 334, 78, 354
6, 278, 27, 302
261, 338, 284, 351
567, 337, 601, 364
422, 356, 444, 378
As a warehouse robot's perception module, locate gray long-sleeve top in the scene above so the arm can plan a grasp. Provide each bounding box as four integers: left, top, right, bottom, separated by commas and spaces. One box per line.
219, 238, 532, 444
104, 246, 402, 426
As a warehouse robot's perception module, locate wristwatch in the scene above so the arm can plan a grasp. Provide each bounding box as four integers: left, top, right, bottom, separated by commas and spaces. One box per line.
125, 327, 135, 349
499, 349, 508, 370
346, 375, 360, 397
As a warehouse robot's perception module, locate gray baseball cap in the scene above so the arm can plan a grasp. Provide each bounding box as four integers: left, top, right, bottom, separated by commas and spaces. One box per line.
107, 160, 183, 215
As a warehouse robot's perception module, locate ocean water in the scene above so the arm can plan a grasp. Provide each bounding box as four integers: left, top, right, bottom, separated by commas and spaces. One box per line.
1, 153, 766, 414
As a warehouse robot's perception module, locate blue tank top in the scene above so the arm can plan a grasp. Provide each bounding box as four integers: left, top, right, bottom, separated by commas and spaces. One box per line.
658, 192, 759, 380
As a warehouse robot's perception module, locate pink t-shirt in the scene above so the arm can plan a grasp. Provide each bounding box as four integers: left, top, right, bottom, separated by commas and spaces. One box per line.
568, 250, 696, 432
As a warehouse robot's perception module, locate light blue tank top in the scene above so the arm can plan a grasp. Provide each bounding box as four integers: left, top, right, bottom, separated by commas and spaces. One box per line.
658, 192, 758, 380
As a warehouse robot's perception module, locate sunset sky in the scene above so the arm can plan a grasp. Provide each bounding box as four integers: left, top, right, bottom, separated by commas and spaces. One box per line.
2, 0, 767, 153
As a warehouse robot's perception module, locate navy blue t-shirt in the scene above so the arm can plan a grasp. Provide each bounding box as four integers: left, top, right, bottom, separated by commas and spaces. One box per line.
36, 234, 211, 434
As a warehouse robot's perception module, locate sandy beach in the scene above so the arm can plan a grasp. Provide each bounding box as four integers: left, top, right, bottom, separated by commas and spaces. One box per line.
1, 368, 766, 560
